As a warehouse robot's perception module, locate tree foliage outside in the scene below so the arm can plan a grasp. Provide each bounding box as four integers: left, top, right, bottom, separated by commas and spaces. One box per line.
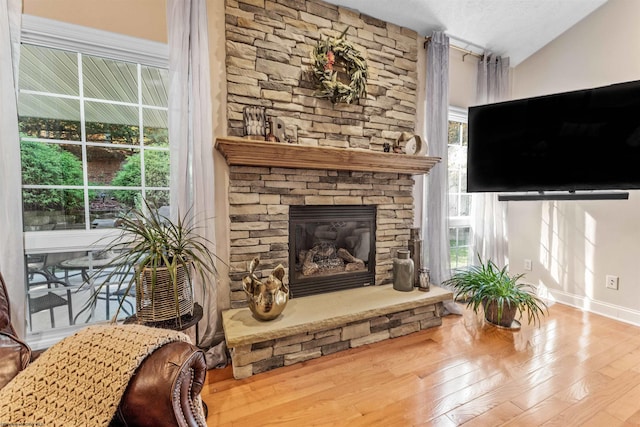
111, 148, 170, 208
20, 140, 84, 212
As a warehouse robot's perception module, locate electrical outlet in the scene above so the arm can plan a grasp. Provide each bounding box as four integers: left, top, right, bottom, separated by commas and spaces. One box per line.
606, 275, 619, 290
524, 259, 532, 271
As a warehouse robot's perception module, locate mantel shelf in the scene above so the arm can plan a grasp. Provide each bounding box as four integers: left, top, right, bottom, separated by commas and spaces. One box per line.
215, 137, 441, 175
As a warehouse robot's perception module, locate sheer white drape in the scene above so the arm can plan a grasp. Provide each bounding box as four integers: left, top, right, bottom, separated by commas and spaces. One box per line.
0, 0, 25, 337
167, 0, 218, 348
473, 54, 511, 267
423, 31, 451, 285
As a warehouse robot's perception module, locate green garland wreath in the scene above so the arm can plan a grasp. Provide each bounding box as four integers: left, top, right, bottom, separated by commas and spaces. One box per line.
312, 28, 368, 104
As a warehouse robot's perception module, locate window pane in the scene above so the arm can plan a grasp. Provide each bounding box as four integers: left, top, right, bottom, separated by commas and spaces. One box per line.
85, 101, 139, 143
461, 169, 467, 193
145, 190, 170, 210
144, 150, 170, 188
448, 194, 459, 217
460, 194, 472, 216
83, 56, 137, 103
449, 228, 458, 247
26, 250, 134, 332
449, 144, 466, 169
18, 94, 81, 138
21, 141, 83, 186
143, 109, 168, 146
19, 117, 81, 141
109, 150, 142, 188
448, 121, 460, 145
23, 189, 86, 231
459, 227, 471, 245
85, 123, 140, 145
448, 168, 460, 194
141, 66, 168, 107
19, 45, 78, 95
90, 190, 141, 226
461, 123, 468, 146
87, 146, 138, 186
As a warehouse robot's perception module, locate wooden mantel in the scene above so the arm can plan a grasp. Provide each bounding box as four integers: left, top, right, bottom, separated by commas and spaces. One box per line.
215, 137, 441, 175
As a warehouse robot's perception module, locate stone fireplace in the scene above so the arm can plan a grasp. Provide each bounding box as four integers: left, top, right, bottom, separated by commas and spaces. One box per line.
217, 138, 450, 379
218, 0, 450, 379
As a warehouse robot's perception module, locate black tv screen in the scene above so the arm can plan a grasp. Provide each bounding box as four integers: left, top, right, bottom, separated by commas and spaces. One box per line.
467, 80, 640, 193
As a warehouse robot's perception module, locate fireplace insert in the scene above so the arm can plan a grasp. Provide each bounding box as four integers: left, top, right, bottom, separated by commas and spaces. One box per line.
288, 205, 376, 298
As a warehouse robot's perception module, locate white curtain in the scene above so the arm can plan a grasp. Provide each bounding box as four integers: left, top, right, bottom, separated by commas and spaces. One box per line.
167, 0, 218, 349
473, 54, 511, 267
423, 31, 451, 285
0, 0, 25, 337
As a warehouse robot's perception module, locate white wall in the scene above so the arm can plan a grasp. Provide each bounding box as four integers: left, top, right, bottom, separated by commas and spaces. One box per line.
449, 49, 478, 109
509, 0, 640, 324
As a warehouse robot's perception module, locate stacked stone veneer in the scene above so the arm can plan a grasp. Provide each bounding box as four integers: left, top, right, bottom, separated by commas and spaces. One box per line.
231, 301, 444, 378
225, 0, 419, 150
228, 165, 415, 308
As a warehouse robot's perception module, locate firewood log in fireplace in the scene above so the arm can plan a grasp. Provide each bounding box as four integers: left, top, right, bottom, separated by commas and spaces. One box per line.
338, 248, 365, 271
302, 247, 320, 276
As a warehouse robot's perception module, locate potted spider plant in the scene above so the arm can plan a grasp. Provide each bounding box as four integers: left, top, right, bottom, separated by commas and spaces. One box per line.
83, 200, 220, 326
443, 256, 547, 328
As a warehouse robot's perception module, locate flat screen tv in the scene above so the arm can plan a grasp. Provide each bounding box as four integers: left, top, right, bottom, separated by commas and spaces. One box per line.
467, 80, 640, 194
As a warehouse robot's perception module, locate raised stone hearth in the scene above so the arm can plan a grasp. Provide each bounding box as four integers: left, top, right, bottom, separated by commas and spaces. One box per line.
223, 285, 452, 379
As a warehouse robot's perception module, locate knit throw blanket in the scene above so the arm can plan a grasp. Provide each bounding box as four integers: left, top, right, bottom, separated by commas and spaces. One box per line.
0, 324, 194, 426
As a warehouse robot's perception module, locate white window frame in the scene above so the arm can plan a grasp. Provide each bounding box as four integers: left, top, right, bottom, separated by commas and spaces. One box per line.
20, 15, 169, 348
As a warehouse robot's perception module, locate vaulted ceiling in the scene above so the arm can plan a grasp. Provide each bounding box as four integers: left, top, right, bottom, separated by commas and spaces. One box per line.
324, 0, 608, 66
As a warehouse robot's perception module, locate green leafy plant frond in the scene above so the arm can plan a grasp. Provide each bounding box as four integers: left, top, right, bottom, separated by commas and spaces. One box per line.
443, 255, 548, 326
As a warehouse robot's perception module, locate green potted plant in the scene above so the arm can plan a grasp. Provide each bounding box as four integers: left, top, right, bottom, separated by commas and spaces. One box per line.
443, 256, 547, 327
84, 200, 220, 326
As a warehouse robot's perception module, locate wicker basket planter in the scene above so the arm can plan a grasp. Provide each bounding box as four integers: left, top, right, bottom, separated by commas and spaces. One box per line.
136, 263, 193, 323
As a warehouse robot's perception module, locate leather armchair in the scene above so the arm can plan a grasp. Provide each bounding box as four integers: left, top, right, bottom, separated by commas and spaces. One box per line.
0, 272, 208, 427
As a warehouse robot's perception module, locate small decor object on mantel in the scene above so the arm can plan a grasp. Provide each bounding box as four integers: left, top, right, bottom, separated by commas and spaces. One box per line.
243, 106, 266, 139
265, 118, 279, 142
396, 132, 427, 155
242, 258, 289, 321
312, 27, 368, 104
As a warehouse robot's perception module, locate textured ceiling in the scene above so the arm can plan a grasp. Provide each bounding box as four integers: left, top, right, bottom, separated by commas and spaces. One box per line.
324, 0, 608, 66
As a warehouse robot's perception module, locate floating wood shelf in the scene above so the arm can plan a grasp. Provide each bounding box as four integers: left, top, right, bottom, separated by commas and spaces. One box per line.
215, 137, 441, 175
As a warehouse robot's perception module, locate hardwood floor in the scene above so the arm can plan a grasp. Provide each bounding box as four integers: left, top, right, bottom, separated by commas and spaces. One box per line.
202, 302, 640, 426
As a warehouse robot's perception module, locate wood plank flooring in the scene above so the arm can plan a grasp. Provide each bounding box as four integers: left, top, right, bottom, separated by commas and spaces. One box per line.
202, 302, 640, 426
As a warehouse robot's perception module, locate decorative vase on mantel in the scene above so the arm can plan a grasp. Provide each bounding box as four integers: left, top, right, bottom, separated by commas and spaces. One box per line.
393, 249, 414, 292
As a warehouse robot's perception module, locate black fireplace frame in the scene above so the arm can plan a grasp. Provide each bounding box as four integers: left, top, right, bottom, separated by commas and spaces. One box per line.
288, 205, 376, 298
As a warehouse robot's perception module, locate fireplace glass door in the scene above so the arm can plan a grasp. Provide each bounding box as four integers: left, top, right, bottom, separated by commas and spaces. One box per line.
289, 205, 376, 298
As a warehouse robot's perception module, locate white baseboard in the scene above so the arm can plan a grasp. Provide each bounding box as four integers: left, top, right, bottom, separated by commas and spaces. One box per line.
550, 289, 640, 327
